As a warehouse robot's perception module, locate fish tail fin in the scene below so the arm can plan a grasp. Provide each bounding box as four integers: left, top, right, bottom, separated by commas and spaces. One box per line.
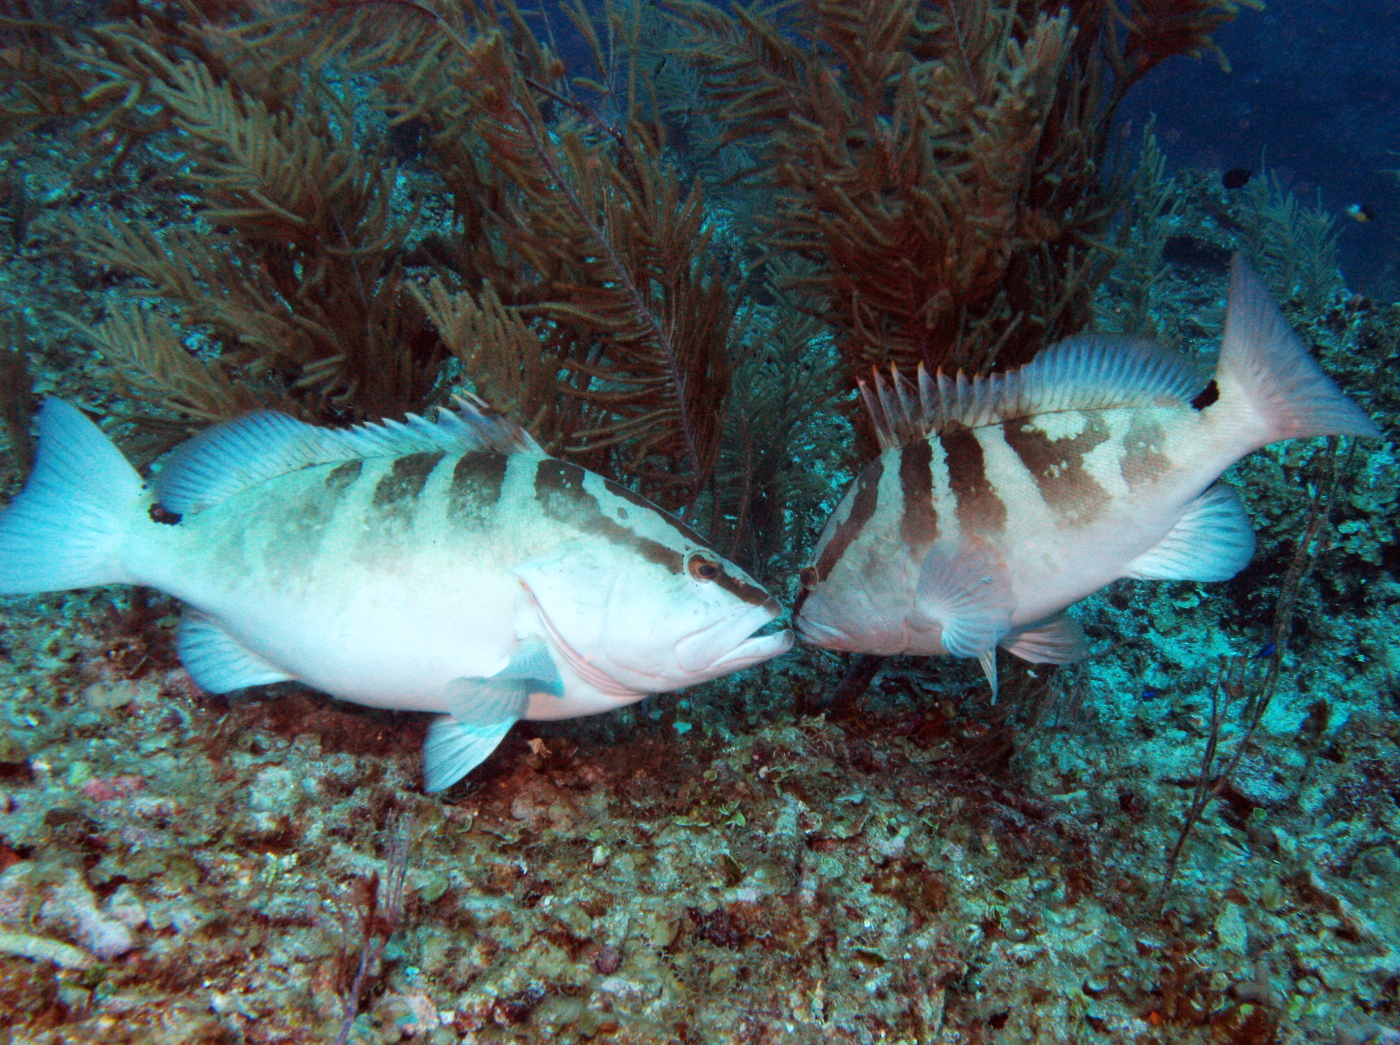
1214, 256, 1381, 448
0, 400, 143, 595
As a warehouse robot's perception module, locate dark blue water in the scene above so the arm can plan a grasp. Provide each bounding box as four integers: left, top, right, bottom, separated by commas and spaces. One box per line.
1117, 0, 1400, 294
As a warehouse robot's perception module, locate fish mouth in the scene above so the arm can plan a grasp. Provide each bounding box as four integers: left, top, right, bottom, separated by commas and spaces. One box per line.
702, 622, 794, 674
796, 615, 914, 656
793, 615, 853, 650
675, 606, 793, 675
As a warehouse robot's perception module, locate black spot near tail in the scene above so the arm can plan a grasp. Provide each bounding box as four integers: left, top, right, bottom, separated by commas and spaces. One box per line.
1190, 380, 1220, 411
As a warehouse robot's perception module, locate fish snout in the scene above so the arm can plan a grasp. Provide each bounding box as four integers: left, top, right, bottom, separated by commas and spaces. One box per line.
674, 601, 792, 675
703, 625, 794, 675
793, 614, 854, 650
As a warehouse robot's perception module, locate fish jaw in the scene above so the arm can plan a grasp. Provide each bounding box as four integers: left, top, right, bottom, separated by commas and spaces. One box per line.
532, 580, 791, 693
513, 529, 794, 695
674, 599, 793, 679
792, 535, 937, 656
793, 613, 856, 651
794, 592, 931, 656
520, 600, 791, 718
704, 626, 794, 675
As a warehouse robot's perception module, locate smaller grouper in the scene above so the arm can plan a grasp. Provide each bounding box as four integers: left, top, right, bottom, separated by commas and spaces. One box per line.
0, 396, 793, 790
793, 257, 1383, 693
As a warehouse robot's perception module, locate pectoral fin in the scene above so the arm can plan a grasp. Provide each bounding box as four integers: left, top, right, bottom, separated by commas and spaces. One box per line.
422, 637, 563, 793
914, 541, 1014, 659
490, 635, 564, 695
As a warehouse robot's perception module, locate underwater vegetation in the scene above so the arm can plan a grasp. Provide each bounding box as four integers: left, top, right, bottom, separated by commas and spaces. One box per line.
0, 0, 1396, 1042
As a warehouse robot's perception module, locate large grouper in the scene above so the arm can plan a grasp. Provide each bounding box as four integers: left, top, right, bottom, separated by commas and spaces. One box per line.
793, 258, 1382, 692
0, 396, 792, 790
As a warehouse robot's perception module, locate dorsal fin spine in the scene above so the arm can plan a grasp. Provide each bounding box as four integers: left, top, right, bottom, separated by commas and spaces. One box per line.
862, 335, 1208, 449
156, 395, 543, 515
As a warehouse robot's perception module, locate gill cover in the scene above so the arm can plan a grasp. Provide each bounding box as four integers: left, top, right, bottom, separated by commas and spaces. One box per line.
514, 542, 788, 693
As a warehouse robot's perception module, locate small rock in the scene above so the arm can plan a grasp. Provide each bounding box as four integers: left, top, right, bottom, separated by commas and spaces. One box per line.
40, 868, 135, 960
1215, 903, 1249, 955
592, 944, 621, 974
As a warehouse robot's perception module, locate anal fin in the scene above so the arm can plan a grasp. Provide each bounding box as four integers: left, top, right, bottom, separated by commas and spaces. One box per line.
1124, 484, 1256, 582
176, 611, 293, 693
422, 637, 563, 793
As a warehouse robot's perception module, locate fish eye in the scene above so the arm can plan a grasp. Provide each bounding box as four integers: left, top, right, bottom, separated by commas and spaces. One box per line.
799, 566, 818, 590
688, 554, 723, 582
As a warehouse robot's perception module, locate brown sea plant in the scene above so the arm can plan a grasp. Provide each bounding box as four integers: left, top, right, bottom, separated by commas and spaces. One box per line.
706, 257, 844, 580
0, 0, 737, 506
0, 0, 1256, 511
339, 0, 736, 504
1102, 121, 1180, 338
0, 312, 35, 471
668, 0, 1258, 447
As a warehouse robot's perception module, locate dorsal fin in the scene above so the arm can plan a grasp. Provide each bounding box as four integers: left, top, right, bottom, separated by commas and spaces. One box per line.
156, 395, 542, 514
861, 336, 1209, 451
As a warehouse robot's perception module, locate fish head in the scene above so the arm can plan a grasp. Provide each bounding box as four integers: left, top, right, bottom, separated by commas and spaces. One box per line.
516, 542, 791, 693
516, 466, 792, 693
792, 548, 919, 656
792, 454, 922, 655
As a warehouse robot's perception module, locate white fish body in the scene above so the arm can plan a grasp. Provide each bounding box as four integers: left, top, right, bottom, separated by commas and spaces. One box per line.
0, 398, 792, 790
794, 258, 1382, 688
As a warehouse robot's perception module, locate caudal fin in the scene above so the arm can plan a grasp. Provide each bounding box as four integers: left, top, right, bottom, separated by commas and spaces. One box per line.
0, 399, 143, 594
1215, 256, 1382, 448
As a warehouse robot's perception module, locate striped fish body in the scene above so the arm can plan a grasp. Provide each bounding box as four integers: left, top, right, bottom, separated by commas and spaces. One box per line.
795, 258, 1381, 682
0, 399, 791, 790
133, 450, 675, 718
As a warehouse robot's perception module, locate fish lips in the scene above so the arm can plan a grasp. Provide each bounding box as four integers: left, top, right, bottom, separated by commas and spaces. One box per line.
794, 614, 852, 649
674, 604, 793, 677
794, 594, 909, 655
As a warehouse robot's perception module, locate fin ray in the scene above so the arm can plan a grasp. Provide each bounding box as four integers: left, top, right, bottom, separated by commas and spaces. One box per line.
0, 399, 143, 594
978, 648, 999, 702
1000, 611, 1089, 664
914, 541, 1014, 659
423, 639, 562, 792
863, 338, 1207, 450
1124, 483, 1256, 582
176, 611, 293, 692
156, 396, 541, 515
1214, 256, 1381, 446
423, 716, 519, 793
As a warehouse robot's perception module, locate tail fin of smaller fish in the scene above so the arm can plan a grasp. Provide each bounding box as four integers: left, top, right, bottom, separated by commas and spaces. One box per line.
1215, 257, 1381, 447
0, 399, 143, 595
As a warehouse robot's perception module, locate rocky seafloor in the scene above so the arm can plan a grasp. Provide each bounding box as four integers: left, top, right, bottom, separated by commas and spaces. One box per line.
0, 144, 1398, 1045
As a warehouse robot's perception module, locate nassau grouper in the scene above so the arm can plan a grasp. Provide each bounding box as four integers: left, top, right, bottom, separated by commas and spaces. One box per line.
0, 396, 792, 790
793, 257, 1382, 693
